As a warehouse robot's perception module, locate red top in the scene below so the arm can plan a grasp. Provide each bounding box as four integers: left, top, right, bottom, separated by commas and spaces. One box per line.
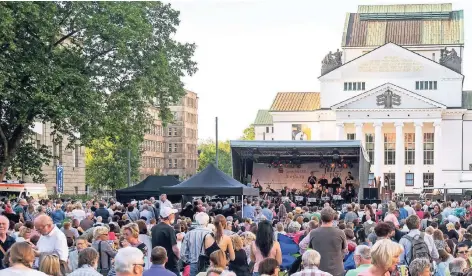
108, 232, 116, 241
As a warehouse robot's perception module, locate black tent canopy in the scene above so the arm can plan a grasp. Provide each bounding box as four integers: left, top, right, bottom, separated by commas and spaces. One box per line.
160, 164, 259, 196
116, 175, 180, 203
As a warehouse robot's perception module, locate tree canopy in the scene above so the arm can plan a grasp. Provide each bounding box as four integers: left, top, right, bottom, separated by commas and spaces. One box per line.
241, 124, 255, 140
0, 2, 197, 182
198, 140, 232, 176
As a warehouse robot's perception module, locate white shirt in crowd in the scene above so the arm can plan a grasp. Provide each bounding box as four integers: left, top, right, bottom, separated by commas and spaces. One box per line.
0, 267, 48, 276
71, 209, 86, 221
140, 209, 152, 223
160, 200, 173, 209
37, 226, 69, 262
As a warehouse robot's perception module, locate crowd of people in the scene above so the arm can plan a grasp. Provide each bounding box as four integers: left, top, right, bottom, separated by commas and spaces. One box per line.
1, 194, 472, 276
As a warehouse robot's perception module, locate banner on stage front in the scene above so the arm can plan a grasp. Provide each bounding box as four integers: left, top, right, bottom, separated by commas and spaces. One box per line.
291, 124, 311, 140
252, 162, 358, 191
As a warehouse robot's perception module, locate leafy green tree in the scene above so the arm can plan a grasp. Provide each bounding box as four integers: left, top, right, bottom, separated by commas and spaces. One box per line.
198, 139, 232, 176
85, 136, 141, 191
241, 124, 255, 140
0, 2, 197, 182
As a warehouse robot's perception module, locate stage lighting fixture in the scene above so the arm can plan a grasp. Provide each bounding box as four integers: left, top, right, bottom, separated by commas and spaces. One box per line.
330, 163, 336, 168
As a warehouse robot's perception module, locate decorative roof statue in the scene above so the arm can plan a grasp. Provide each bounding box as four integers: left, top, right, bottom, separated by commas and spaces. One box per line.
321, 49, 343, 75
377, 90, 401, 109
440, 47, 462, 73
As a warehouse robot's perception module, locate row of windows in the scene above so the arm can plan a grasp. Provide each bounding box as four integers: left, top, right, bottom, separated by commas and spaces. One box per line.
344, 82, 366, 91
147, 124, 163, 136
142, 157, 164, 169
168, 143, 179, 153
168, 127, 179, 136
368, 172, 434, 190
415, 81, 437, 90
142, 140, 164, 153
360, 133, 434, 165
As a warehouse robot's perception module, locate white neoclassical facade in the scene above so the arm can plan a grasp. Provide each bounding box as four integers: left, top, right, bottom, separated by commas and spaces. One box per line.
253, 4, 472, 194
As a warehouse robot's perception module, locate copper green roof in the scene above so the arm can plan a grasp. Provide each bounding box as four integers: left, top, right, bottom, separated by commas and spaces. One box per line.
253, 110, 273, 125
463, 91, 472, 110
342, 4, 464, 47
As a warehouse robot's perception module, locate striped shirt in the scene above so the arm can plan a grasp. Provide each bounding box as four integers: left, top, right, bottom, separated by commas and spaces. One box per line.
181, 226, 212, 264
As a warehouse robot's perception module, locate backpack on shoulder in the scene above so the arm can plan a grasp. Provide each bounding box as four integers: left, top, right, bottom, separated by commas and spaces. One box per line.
404, 233, 432, 264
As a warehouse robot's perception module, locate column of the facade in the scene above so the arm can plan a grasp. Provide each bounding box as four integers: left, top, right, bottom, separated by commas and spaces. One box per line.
373, 122, 383, 185
395, 122, 404, 193
355, 122, 364, 148
414, 122, 423, 190
336, 123, 345, 140
434, 121, 442, 188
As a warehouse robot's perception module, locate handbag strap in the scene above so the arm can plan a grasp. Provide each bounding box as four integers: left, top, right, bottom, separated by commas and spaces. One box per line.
0, 244, 5, 255
98, 241, 102, 269
200, 232, 210, 255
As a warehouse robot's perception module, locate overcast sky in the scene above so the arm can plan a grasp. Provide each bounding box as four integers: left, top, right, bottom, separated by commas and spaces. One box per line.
167, 0, 471, 141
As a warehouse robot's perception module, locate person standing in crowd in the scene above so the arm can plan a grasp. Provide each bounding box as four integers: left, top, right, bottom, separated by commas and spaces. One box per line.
213, 215, 236, 261
358, 239, 402, 276
80, 212, 95, 231
160, 194, 173, 209
243, 200, 255, 220
449, 258, 468, 276
144, 246, 177, 276
114, 247, 145, 276
346, 245, 372, 276
95, 202, 110, 223
68, 247, 102, 276
344, 205, 358, 223
257, 258, 280, 276
51, 204, 65, 227
72, 203, 86, 222
399, 215, 438, 265
92, 226, 116, 275
291, 250, 332, 276
407, 257, 431, 276
229, 235, 250, 276
14, 199, 27, 223
310, 207, 347, 276
68, 236, 89, 271
140, 206, 152, 224
0, 242, 48, 276
152, 207, 180, 275
181, 212, 212, 276
0, 216, 15, 269
39, 255, 61, 276
34, 215, 69, 273
250, 220, 282, 276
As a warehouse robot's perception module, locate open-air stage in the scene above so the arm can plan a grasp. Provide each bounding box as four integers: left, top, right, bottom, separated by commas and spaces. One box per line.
230, 140, 375, 203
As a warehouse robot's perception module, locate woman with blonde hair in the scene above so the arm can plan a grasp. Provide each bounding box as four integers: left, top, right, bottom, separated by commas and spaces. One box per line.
91, 226, 116, 275
39, 254, 62, 276
209, 249, 227, 271
122, 223, 148, 268
16, 226, 32, 243
229, 235, 250, 276
1, 242, 48, 275
358, 239, 403, 276
72, 202, 86, 221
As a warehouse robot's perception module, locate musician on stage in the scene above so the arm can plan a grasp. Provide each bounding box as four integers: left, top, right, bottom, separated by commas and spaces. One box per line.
318, 174, 328, 188
281, 186, 290, 197
332, 173, 342, 186
321, 187, 332, 199
254, 179, 262, 191
345, 185, 356, 203
345, 171, 355, 190
307, 171, 317, 188
334, 187, 343, 196
314, 186, 322, 198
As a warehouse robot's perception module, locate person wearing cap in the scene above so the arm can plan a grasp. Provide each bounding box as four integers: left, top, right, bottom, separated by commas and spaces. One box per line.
151, 207, 180, 275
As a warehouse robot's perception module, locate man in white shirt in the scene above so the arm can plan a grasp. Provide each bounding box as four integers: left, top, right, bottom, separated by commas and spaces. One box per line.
160, 194, 173, 209
34, 214, 69, 265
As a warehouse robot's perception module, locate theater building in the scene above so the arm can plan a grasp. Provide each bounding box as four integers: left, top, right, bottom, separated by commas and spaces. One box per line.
254, 4, 472, 194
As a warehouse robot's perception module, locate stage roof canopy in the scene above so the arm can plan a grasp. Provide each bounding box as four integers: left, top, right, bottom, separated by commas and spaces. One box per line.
230, 140, 369, 162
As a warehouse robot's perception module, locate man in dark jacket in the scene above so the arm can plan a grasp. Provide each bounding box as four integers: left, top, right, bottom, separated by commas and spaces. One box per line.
94, 202, 110, 222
